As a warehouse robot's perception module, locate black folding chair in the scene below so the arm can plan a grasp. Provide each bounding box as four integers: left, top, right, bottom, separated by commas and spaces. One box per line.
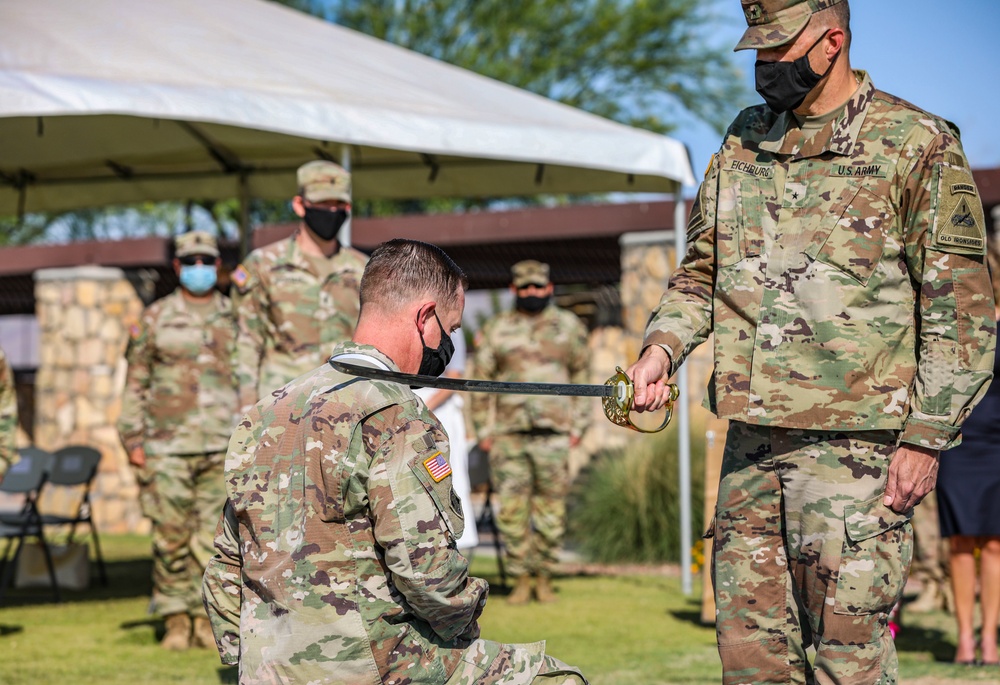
0, 447, 58, 603
39, 445, 107, 586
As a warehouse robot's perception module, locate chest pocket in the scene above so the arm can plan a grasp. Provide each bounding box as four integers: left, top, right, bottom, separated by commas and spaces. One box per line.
154, 322, 200, 363
269, 271, 320, 341
411, 450, 466, 544
716, 175, 766, 267
803, 184, 893, 286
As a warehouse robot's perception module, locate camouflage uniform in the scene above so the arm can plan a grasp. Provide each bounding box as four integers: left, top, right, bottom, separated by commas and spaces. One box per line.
119, 289, 238, 617
472, 303, 589, 579
202, 342, 586, 684
0, 345, 17, 479
643, 69, 996, 684
231, 233, 368, 412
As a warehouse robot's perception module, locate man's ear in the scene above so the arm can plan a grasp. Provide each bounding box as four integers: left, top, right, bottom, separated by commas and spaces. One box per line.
415, 301, 437, 335
292, 195, 306, 218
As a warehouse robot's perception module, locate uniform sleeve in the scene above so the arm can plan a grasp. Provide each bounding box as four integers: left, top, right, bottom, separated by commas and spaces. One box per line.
470, 325, 498, 440
232, 260, 267, 414
368, 418, 487, 642
117, 312, 154, 452
567, 316, 591, 439
641, 155, 719, 374
0, 350, 18, 479
898, 132, 996, 450
202, 499, 243, 665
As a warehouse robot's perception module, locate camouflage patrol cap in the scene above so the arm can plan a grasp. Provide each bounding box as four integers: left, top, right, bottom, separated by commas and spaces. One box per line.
297, 160, 352, 204
735, 0, 845, 51
174, 230, 219, 258
511, 260, 550, 288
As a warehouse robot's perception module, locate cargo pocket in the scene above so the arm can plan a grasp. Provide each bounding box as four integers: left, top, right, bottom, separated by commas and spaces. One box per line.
833, 495, 913, 615
917, 336, 958, 416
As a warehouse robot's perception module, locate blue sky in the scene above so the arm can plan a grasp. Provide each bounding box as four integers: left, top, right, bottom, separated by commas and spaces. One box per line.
678, 0, 1000, 182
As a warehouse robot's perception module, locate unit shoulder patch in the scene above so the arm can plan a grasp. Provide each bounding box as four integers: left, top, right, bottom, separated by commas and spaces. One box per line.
934, 166, 986, 255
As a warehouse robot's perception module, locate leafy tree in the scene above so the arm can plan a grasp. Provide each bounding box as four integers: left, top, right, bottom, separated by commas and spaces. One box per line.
289, 0, 746, 136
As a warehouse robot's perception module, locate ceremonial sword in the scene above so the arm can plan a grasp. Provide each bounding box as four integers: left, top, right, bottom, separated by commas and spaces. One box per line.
329, 360, 680, 434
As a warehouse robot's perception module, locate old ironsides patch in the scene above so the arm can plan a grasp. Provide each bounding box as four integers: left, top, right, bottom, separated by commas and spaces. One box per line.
935, 166, 985, 255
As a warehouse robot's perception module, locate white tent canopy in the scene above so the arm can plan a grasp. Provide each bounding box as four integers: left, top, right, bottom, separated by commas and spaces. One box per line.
0, 0, 694, 218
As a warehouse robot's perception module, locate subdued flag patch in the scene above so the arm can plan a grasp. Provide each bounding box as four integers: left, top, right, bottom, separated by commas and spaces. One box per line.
423, 452, 451, 482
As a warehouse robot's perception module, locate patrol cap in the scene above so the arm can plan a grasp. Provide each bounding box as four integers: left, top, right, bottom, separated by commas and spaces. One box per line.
735, 0, 844, 51
297, 160, 351, 204
174, 231, 219, 259
511, 260, 550, 288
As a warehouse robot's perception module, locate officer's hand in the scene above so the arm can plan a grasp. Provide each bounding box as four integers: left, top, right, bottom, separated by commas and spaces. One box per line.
625, 346, 671, 413
129, 446, 147, 468
478, 438, 493, 454
883, 444, 939, 514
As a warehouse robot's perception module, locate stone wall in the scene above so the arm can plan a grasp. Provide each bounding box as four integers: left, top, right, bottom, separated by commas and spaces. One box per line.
34, 266, 147, 534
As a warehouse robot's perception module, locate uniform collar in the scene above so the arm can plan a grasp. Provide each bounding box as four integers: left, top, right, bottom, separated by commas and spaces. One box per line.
329, 342, 400, 373
759, 70, 875, 160
284, 228, 341, 276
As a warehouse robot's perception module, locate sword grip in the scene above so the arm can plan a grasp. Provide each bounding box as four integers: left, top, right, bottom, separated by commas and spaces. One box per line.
602, 367, 679, 434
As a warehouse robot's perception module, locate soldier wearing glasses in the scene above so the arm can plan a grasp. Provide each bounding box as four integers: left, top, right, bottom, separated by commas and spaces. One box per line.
119, 231, 238, 651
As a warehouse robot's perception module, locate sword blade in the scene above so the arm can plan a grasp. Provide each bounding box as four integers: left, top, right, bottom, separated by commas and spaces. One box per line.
329, 360, 616, 398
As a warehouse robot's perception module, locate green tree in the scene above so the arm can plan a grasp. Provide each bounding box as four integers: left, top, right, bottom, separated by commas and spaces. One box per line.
290, 0, 746, 136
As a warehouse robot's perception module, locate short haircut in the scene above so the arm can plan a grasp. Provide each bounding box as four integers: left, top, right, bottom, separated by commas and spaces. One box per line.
816, 1, 851, 49
360, 239, 468, 313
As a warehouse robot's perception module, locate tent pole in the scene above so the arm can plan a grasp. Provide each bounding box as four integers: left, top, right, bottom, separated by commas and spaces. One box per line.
238, 171, 251, 258
340, 147, 352, 248
674, 184, 692, 597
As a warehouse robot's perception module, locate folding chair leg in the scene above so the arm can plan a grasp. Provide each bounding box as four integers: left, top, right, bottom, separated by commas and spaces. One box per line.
0, 538, 19, 605
36, 533, 61, 603
89, 524, 108, 586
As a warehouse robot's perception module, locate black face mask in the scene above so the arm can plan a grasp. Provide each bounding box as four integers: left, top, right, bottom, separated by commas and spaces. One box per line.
516, 295, 550, 314
303, 205, 349, 241
755, 30, 838, 114
418, 313, 455, 377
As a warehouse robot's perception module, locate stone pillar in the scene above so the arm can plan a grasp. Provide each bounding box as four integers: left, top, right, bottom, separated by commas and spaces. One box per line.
34, 266, 147, 534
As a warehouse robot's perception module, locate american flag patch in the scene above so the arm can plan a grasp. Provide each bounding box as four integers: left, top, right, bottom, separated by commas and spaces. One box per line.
423, 452, 451, 482
129, 322, 142, 339
232, 264, 249, 288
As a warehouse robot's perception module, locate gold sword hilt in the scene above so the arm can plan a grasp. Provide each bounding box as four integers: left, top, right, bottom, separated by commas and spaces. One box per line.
602, 366, 680, 434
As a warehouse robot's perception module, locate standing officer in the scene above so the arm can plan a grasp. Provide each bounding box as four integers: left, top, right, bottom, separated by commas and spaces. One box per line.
231, 160, 368, 413
472, 260, 588, 605
626, 2, 996, 684
119, 231, 238, 651
202, 239, 586, 684
0, 345, 17, 480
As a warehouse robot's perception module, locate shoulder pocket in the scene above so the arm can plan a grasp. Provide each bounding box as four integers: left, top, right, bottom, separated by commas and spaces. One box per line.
411, 450, 465, 543
804, 185, 892, 285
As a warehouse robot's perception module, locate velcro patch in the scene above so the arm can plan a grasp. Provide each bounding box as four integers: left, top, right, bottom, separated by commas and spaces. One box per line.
728, 159, 773, 178
129, 322, 143, 340
422, 452, 452, 483
232, 264, 252, 292
934, 166, 985, 255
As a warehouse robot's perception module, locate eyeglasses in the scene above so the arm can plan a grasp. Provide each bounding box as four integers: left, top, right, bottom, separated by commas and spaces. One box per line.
178, 255, 214, 266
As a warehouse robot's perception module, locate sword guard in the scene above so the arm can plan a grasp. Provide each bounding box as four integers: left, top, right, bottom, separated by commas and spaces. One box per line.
602, 366, 679, 434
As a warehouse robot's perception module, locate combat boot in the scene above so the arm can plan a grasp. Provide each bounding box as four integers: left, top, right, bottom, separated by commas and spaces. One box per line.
161, 613, 191, 651
507, 575, 533, 605
535, 575, 557, 603
190, 615, 216, 650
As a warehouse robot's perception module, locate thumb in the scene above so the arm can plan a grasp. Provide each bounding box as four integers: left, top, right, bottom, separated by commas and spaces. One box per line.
882, 471, 897, 508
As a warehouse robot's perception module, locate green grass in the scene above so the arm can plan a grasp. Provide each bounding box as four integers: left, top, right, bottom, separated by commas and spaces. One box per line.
0, 535, 993, 684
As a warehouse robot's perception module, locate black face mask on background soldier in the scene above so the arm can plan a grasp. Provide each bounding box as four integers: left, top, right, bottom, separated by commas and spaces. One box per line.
516, 294, 550, 313
303, 205, 349, 241
755, 30, 839, 114
418, 313, 455, 377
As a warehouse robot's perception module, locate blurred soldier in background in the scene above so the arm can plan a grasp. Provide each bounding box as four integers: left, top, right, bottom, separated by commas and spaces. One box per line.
119, 231, 238, 651
231, 160, 368, 414
472, 260, 588, 604
0, 345, 17, 481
